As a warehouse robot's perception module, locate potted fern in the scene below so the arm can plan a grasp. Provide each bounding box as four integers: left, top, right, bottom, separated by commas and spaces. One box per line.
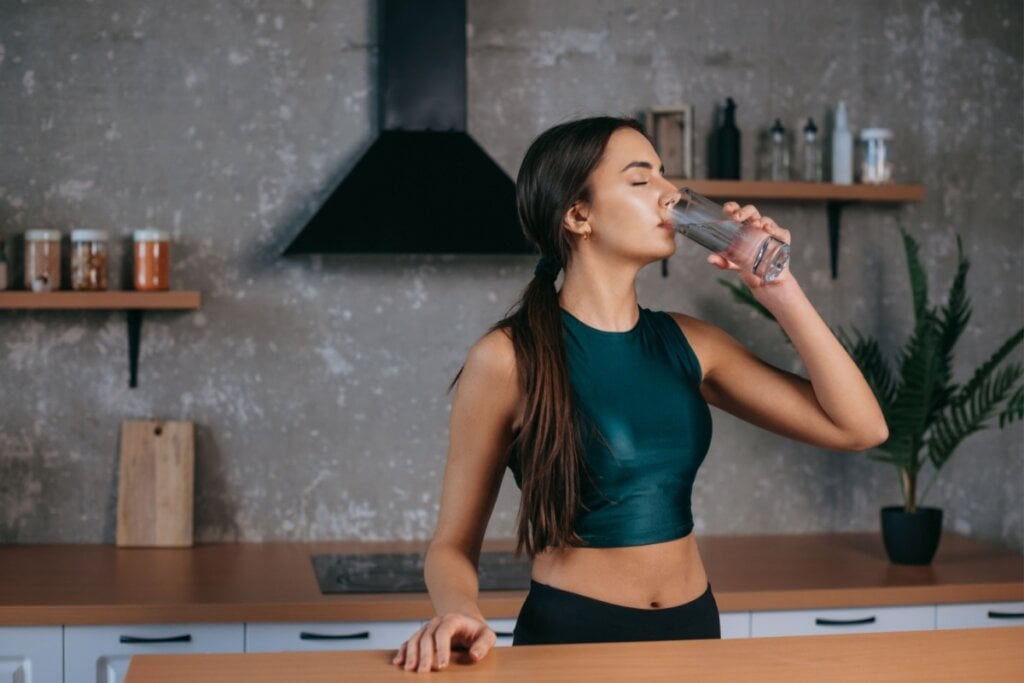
721, 230, 1023, 564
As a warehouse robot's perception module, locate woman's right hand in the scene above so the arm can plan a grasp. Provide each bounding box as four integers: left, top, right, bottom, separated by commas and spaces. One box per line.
392, 613, 497, 673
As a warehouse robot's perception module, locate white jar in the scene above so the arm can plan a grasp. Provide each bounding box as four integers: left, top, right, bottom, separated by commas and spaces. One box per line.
859, 128, 894, 184
24, 229, 62, 292
70, 229, 109, 291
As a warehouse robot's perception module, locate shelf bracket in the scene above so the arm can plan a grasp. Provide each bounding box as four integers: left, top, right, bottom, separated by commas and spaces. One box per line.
126, 310, 143, 389
826, 200, 852, 279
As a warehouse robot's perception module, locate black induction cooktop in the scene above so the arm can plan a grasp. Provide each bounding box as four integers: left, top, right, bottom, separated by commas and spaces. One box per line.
312, 551, 532, 594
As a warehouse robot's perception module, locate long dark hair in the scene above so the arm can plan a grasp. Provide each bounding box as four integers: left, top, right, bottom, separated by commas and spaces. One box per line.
457, 116, 645, 558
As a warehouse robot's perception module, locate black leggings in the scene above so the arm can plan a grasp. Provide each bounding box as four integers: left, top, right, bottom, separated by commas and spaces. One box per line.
512, 580, 721, 646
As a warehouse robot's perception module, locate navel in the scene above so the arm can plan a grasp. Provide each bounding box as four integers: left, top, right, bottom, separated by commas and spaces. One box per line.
650, 601, 660, 608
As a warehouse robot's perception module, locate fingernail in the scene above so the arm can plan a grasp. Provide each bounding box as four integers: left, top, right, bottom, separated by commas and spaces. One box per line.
438, 657, 447, 668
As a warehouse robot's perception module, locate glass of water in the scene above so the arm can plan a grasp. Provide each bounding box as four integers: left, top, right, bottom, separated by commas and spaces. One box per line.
670, 187, 790, 282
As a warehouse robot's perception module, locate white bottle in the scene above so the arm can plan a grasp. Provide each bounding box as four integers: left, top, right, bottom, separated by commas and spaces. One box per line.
831, 101, 853, 185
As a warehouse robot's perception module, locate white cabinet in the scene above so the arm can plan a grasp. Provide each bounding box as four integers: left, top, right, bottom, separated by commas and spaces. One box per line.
751, 605, 935, 637
487, 618, 516, 647
63, 624, 243, 683
719, 612, 751, 639
936, 601, 1024, 630
0, 626, 63, 683
245, 620, 423, 653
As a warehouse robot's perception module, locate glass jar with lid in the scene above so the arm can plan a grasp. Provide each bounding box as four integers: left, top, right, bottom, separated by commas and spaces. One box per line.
133, 228, 170, 291
70, 229, 109, 291
859, 128, 894, 184
24, 229, 62, 292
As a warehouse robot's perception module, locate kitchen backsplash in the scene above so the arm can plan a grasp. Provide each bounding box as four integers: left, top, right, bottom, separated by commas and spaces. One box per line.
0, 0, 1020, 551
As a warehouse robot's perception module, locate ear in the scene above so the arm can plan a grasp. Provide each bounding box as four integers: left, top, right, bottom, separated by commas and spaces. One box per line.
561, 201, 591, 238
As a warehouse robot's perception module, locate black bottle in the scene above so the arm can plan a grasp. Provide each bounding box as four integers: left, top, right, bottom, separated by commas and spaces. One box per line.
716, 97, 741, 179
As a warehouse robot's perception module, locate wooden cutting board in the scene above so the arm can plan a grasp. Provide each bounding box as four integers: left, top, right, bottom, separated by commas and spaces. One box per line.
116, 420, 195, 547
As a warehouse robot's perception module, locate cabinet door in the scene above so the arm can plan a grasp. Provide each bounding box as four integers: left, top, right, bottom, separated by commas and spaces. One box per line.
0, 626, 63, 683
487, 618, 516, 647
64, 623, 243, 683
936, 601, 1024, 630
751, 605, 935, 637
719, 612, 751, 639
245, 621, 424, 653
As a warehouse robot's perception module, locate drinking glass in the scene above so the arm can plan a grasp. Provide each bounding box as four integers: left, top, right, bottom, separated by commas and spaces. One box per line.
670, 187, 790, 282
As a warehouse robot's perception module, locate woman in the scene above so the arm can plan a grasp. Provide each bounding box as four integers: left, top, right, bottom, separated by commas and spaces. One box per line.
392, 116, 888, 672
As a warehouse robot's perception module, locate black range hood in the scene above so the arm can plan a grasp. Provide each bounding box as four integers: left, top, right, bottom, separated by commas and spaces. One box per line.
284, 0, 530, 255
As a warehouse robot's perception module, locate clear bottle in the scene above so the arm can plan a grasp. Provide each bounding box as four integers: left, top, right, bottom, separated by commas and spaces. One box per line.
831, 101, 853, 184
769, 118, 790, 181
0, 236, 8, 291
71, 229, 109, 291
859, 128, 894, 184
801, 118, 823, 182
24, 229, 62, 292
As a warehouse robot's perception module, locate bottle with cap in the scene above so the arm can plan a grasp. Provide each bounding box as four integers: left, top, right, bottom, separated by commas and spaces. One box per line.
24, 229, 62, 292
71, 229, 109, 291
801, 118, 823, 182
769, 118, 790, 181
715, 97, 741, 179
831, 101, 853, 185
859, 128, 894, 184
133, 228, 171, 291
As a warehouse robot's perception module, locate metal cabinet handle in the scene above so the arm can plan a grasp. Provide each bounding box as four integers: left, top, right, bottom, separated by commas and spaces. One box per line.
814, 616, 876, 627
119, 634, 192, 644
987, 611, 1024, 619
299, 630, 371, 640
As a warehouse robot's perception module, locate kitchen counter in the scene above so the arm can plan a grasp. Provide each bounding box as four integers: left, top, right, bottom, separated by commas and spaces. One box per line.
125, 626, 1024, 682
2, 533, 1021, 625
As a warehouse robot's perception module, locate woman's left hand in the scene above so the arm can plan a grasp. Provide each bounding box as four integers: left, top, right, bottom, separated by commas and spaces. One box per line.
709, 202, 791, 289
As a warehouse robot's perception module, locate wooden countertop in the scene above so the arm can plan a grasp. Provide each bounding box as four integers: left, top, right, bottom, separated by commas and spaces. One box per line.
2, 533, 1020, 625
126, 627, 1024, 682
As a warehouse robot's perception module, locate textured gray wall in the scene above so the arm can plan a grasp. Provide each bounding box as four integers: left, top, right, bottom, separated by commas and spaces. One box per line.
1, 1, 1021, 551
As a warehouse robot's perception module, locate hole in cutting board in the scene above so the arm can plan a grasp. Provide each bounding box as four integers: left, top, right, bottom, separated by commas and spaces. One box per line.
154, 426, 163, 436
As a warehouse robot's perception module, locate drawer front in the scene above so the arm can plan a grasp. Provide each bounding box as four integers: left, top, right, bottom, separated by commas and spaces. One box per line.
719, 612, 751, 639
488, 618, 516, 647
64, 623, 243, 683
0, 626, 63, 683
751, 605, 935, 637
936, 601, 1024, 630
245, 621, 424, 652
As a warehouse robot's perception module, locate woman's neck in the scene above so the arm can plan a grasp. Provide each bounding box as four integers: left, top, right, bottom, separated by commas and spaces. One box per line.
558, 258, 640, 332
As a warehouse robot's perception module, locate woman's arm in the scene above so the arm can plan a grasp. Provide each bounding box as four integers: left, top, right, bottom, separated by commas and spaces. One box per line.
677, 203, 888, 452
393, 328, 520, 672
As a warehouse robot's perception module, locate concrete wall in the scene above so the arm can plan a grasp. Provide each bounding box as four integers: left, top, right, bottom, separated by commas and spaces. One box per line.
1, 1, 1021, 551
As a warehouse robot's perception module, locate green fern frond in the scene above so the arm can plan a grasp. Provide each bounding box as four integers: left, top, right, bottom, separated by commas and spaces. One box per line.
837, 327, 897, 409
999, 386, 1024, 427
902, 230, 930, 326
933, 237, 971, 410
928, 363, 1024, 470
953, 328, 1024, 408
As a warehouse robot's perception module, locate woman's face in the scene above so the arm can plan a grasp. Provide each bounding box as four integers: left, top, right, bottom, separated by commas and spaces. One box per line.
570, 127, 681, 265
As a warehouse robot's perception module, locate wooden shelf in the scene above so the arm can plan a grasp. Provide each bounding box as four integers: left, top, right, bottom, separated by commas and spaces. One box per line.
0, 290, 202, 388
0, 291, 201, 310
662, 180, 927, 278
668, 179, 926, 203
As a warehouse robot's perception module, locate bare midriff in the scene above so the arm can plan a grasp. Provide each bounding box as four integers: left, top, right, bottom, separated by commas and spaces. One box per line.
529, 532, 709, 610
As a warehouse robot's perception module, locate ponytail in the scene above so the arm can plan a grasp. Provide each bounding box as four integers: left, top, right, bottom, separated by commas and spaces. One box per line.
453, 116, 645, 558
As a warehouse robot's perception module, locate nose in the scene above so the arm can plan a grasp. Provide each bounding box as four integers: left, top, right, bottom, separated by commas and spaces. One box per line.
660, 179, 682, 208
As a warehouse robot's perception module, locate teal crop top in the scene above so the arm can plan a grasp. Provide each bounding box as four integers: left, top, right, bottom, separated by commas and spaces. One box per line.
509, 306, 713, 548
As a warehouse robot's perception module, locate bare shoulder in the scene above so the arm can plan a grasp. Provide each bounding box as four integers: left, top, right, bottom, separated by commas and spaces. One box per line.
664, 311, 745, 378
463, 327, 517, 381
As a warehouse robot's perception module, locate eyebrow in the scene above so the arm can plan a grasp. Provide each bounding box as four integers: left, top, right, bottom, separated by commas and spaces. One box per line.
620, 160, 665, 173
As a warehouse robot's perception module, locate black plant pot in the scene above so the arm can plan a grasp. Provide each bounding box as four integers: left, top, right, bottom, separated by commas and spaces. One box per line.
881, 506, 944, 565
